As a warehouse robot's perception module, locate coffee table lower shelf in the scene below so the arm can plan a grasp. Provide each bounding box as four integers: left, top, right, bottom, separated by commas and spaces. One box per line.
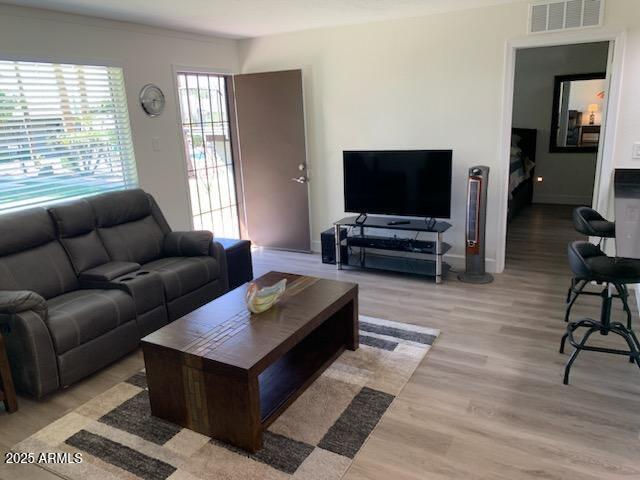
345, 251, 450, 279
259, 319, 348, 426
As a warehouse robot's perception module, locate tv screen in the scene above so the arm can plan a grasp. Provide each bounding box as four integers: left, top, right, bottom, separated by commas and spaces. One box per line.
343, 150, 452, 218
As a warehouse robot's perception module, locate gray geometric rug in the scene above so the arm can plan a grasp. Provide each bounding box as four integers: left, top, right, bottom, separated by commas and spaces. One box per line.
14, 316, 439, 480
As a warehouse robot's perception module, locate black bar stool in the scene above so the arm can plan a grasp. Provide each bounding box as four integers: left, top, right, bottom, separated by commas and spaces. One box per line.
565, 207, 632, 328
561, 241, 640, 384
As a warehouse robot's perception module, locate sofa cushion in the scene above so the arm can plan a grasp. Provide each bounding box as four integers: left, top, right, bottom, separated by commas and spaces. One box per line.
164, 231, 213, 257
90, 188, 151, 228
0, 241, 79, 299
62, 231, 112, 273
98, 216, 165, 264
87, 189, 166, 264
48, 199, 95, 237
57, 320, 139, 388
0, 208, 56, 256
142, 256, 220, 301
49, 200, 111, 273
47, 289, 137, 354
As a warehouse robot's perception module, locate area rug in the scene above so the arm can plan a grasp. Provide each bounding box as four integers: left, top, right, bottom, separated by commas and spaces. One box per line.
14, 315, 439, 480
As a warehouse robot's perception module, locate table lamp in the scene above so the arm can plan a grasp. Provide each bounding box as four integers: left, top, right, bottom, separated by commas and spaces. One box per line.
588, 103, 599, 125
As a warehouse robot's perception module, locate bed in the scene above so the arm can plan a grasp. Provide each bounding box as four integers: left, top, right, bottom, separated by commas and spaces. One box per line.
508, 127, 537, 222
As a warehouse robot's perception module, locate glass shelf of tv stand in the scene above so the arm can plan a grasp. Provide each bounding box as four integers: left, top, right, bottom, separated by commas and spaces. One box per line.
332, 216, 452, 283
334, 216, 451, 233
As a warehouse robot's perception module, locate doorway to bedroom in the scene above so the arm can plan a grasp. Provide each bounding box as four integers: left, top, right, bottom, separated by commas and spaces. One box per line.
505, 41, 611, 270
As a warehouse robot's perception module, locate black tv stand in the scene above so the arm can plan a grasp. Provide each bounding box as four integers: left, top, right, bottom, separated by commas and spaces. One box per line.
425, 217, 437, 229
333, 216, 452, 283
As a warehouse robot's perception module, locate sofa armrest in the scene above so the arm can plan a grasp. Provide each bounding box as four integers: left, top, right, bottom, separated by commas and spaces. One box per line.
209, 240, 229, 292
79, 261, 141, 282
213, 238, 253, 290
164, 231, 213, 257
0, 301, 59, 398
0, 290, 46, 315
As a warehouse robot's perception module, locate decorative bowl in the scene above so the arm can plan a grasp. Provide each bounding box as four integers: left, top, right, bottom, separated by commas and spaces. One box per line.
245, 279, 287, 314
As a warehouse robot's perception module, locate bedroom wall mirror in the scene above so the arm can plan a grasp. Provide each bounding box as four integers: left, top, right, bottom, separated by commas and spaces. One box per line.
550, 72, 606, 153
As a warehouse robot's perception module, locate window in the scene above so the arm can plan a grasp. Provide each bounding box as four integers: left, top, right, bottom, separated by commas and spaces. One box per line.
0, 60, 137, 213
176, 72, 240, 238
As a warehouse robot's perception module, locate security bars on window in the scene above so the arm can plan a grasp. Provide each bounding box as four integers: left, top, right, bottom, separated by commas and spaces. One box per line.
176, 73, 240, 239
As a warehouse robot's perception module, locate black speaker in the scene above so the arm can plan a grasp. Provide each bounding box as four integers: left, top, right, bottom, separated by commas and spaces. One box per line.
321, 228, 348, 264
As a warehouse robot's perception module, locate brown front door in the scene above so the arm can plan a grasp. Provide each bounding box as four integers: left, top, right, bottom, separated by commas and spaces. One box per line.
233, 70, 311, 252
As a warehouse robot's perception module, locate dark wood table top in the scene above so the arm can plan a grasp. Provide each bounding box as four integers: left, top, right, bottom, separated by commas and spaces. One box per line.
142, 272, 358, 375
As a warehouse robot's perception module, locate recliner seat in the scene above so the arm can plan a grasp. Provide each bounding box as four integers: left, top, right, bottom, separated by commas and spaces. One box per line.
0, 188, 231, 397
0, 208, 139, 397
86, 189, 228, 321
48, 196, 169, 338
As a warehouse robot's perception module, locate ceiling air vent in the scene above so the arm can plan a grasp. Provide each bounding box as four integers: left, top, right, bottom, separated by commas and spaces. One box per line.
528, 0, 604, 34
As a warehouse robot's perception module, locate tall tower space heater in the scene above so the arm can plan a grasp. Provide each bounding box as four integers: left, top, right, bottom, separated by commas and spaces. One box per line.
458, 165, 494, 284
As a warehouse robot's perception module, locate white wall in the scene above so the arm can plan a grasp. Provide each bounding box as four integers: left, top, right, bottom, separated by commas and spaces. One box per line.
0, 4, 239, 230
239, 0, 640, 272
606, 1, 640, 172
512, 42, 609, 206
239, 3, 529, 270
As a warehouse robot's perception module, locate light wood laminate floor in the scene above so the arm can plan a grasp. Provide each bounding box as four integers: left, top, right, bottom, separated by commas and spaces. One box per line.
2, 204, 639, 479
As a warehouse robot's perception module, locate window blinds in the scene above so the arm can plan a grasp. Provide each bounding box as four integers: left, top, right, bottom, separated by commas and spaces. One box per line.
0, 60, 138, 213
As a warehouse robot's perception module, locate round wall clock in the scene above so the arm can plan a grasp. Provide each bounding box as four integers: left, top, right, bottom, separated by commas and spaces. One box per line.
139, 84, 165, 116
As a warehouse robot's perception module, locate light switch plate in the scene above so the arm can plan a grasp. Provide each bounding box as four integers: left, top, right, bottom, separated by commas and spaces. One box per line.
151, 137, 161, 152
633, 142, 640, 159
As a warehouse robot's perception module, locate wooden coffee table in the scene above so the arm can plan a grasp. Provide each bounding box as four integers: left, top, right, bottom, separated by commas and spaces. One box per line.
142, 271, 358, 452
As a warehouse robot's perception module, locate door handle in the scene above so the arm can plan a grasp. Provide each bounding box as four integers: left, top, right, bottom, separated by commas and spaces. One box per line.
291, 176, 308, 184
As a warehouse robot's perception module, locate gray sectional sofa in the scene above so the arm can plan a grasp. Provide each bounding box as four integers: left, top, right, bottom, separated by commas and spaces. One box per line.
0, 189, 231, 398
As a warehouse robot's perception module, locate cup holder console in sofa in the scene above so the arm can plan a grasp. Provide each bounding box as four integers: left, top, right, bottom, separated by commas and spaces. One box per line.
112, 270, 167, 338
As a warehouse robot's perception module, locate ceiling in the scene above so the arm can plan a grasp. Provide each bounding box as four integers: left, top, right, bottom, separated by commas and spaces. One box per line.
2, 0, 528, 39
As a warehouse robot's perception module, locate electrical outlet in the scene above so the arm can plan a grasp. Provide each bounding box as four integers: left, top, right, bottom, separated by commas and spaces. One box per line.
633, 142, 640, 160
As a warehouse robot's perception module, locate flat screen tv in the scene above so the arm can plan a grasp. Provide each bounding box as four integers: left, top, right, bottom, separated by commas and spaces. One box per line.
343, 150, 452, 218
